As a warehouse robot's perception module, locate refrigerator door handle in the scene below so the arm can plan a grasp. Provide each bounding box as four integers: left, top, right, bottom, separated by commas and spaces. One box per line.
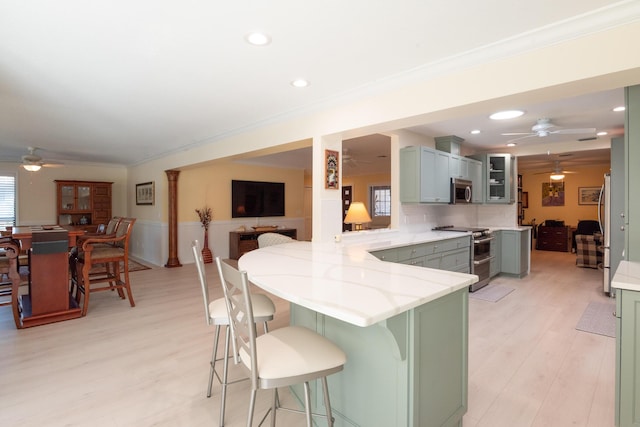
597, 183, 605, 235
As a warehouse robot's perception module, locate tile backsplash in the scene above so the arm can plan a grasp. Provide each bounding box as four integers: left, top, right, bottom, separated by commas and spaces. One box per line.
399, 203, 516, 232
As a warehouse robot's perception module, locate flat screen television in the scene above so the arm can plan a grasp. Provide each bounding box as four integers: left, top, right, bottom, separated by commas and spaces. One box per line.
231, 180, 285, 218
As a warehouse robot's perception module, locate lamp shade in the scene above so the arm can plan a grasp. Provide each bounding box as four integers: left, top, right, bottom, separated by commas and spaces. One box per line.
344, 202, 372, 231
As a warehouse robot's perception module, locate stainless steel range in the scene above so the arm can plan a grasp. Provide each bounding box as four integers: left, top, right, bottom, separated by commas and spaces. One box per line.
433, 225, 493, 292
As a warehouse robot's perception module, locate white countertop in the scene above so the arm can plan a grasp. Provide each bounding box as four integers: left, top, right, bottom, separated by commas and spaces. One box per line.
239, 233, 478, 327
612, 260, 640, 292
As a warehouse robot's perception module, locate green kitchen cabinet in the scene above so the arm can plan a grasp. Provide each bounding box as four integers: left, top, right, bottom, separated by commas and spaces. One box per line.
490, 230, 501, 278
616, 287, 640, 427
467, 157, 484, 203
400, 146, 450, 203
500, 229, 529, 278
470, 153, 515, 204
290, 287, 468, 427
371, 236, 471, 274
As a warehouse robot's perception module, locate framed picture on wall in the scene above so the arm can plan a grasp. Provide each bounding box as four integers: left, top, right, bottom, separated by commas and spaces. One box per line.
325, 149, 339, 189
542, 182, 565, 207
578, 187, 601, 205
136, 181, 155, 205
521, 192, 528, 208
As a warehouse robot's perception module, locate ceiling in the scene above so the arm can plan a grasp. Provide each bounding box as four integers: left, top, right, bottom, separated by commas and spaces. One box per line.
0, 1, 635, 172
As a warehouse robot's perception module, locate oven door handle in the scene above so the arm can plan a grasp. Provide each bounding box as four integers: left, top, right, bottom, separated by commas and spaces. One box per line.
474, 236, 494, 244
473, 255, 494, 266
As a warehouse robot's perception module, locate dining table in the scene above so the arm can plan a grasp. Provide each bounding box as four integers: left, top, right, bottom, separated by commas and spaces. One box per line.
11, 225, 85, 328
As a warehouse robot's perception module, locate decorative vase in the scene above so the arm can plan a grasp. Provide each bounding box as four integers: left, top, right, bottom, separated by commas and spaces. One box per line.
202, 228, 213, 264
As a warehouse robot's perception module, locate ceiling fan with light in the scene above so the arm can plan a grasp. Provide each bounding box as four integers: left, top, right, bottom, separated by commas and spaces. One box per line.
502, 118, 596, 143
534, 160, 576, 180
21, 146, 63, 171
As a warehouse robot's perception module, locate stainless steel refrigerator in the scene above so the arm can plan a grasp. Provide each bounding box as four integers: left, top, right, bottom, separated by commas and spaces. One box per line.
598, 173, 611, 295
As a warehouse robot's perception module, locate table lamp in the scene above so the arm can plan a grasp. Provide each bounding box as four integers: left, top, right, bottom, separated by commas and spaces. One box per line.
344, 202, 372, 231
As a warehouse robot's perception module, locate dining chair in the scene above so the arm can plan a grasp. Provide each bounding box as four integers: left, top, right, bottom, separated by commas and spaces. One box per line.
191, 241, 275, 427
215, 256, 346, 427
257, 232, 294, 248
0, 237, 23, 327
74, 217, 136, 315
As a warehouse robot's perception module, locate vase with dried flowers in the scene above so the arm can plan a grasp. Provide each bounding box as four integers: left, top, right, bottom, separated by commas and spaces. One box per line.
196, 206, 213, 263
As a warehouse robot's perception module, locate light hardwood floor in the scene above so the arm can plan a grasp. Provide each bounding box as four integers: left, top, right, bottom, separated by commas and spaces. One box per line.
0, 249, 615, 427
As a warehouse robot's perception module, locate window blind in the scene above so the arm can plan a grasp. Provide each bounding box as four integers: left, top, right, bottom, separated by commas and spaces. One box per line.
0, 174, 16, 227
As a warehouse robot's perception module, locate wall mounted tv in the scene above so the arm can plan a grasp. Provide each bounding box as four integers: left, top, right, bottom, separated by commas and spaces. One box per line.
231, 180, 285, 218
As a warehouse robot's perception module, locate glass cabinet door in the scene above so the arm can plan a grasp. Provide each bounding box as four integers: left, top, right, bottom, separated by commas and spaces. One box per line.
77, 185, 91, 211
60, 185, 75, 211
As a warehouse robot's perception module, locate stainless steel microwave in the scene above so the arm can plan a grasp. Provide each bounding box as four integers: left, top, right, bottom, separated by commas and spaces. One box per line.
450, 178, 472, 204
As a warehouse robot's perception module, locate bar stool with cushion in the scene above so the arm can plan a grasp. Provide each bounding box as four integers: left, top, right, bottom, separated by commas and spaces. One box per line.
74, 217, 136, 315
191, 241, 275, 427
216, 256, 346, 427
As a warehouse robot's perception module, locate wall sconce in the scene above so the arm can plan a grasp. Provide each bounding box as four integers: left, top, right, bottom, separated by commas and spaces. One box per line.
344, 202, 372, 231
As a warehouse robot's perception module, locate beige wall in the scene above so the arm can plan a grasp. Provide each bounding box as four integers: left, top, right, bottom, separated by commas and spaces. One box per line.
178, 161, 304, 224
521, 165, 610, 228
342, 173, 391, 228
7, 163, 127, 226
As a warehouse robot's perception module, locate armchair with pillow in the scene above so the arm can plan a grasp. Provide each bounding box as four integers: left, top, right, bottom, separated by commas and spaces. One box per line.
574, 220, 602, 268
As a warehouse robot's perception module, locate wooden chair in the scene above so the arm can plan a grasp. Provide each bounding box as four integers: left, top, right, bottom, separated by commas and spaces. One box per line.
191, 241, 275, 427
74, 217, 136, 315
216, 256, 346, 427
0, 237, 23, 327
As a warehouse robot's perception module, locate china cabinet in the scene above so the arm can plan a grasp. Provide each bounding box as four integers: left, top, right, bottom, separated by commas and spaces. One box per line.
55, 180, 112, 231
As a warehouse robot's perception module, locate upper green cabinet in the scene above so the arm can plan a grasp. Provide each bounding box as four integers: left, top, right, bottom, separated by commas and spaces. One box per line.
471, 153, 516, 204
400, 146, 450, 203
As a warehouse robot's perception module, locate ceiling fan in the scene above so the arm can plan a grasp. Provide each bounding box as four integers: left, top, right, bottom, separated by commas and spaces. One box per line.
342, 148, 372, 168
21, 147, 63, 171
534, 160, 576, 180
502, 118, 596, 143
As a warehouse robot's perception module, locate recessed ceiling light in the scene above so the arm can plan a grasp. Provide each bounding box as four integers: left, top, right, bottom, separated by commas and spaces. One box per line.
597, 131, 608, 136
470, 129, 481, 135
489, 110, 524, 120
245, 32, 271, 46
506, 142, 517, 147
291, 79, 309, 88
613, 106, 625, 112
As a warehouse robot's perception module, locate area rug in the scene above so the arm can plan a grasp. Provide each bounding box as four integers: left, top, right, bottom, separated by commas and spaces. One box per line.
469, 284, 515, 302
90, 259, 151, 274
575, 301, 616, 338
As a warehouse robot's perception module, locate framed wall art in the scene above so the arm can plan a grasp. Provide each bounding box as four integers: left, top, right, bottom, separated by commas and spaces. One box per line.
136, 181, 155, 205
521, 192, 529, 208
325, 149, 339, 189
578, 186, 601, 205
542, 182, 565, 207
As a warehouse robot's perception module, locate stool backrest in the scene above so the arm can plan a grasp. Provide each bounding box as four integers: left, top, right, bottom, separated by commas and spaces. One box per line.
191, 240, 212, 325
215, 257, 259, 389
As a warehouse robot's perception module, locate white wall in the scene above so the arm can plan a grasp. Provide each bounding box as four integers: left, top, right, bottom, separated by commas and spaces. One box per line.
11, 19, 640, 263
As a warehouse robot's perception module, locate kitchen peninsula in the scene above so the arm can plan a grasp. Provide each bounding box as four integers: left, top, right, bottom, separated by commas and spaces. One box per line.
239, 230, 478, 427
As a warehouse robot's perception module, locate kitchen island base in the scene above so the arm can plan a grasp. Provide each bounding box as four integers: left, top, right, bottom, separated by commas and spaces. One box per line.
290, 287, 468, 427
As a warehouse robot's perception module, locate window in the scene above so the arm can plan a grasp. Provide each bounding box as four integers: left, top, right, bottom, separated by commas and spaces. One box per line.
370, 185, 391, 217
0, 174, 16, 228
